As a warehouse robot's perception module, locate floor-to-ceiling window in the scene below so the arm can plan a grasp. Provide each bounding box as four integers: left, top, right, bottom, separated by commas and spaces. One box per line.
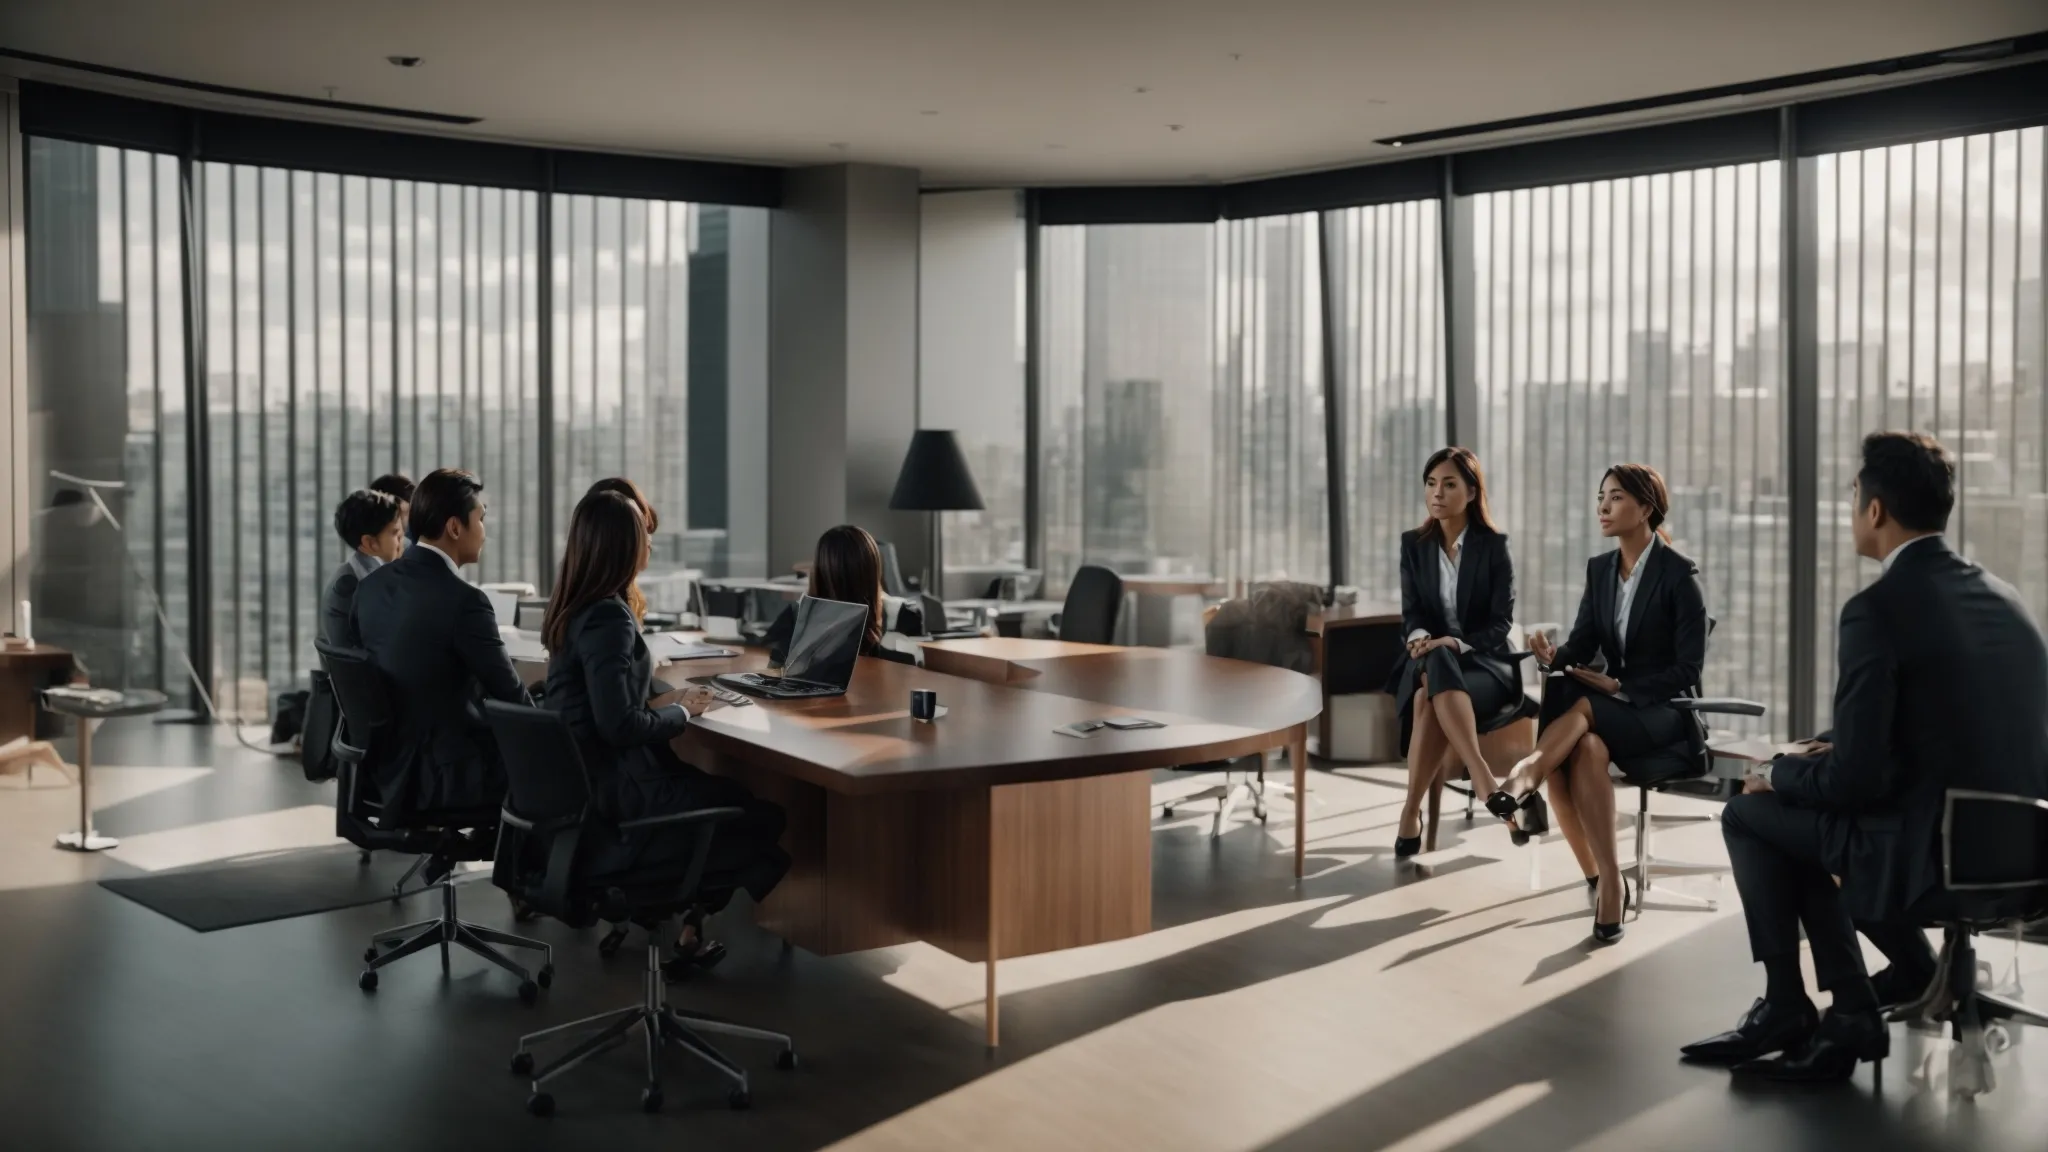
24, 139, 184, 695
1471, 164, 1788, 731
1325, 199, 1445, 602
1814, 126, 2047, 724
1038, 216, 1327, 598
550, 196, 769, 610
195, 165, 543, 713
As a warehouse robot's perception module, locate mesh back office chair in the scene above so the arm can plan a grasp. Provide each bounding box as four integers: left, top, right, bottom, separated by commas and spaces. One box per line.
483, 702, 796, 1117
1051, 565, 1123, 645
1161, 584, 1323, 834
1886, 789, 2048, 1098
315, 640, 554, 1001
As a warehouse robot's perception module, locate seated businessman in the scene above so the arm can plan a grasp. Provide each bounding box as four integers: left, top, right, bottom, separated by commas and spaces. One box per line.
351, 467, 531, 820
1681, 431, 2048, 1082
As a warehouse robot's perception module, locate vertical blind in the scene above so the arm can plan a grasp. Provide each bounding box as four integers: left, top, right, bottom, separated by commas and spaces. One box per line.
1472, 165, 1788, 731
1814, 126, 2047, 724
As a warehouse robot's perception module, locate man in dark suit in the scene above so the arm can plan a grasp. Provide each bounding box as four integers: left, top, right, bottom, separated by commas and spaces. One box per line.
320, 489, 405, 648
351, 468, 530, 818
1682, 432, 2048, 1082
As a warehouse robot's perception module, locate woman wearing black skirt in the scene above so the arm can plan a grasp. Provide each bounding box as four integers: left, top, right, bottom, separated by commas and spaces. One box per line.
543, 489, 790, 976
1495, 463, 1708, 943
1391, 447, 1529, 857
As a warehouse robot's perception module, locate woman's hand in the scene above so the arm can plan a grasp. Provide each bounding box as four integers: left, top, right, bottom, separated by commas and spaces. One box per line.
653, 685, 718, 716
1565, 666, 1620, 695
1529, 629, 1557, 667
1407, 636, 1457, 659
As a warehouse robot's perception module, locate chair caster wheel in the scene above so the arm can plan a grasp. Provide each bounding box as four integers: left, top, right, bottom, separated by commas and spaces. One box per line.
598, 928, 626, 958
727, 1088, 751, 1111
363, 947, 379, 964
526, 1092, 554, 1118
510, 1051, 534, 1076
536, 964, 554, 989
641, 1087, 664, 1113
775, 1048, 799, 1071
1162, 806, 1175, 819
518, 980, 540, 1005
358, 970, 378, 992
359, 850, 372, 865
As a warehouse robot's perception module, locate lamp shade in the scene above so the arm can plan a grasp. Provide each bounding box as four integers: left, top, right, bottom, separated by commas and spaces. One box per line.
888, 429, 985, 512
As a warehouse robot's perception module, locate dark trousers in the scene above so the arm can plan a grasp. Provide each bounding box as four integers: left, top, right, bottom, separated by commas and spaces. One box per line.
1722, 792, 1936, 991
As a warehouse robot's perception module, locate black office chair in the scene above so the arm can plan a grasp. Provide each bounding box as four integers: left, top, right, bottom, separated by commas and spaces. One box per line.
315, 640, 553, 1002
484, 701, 797, 1117
1607, 618, 1765, 912
1164, 584, 1321, 832
1050, 565, 1123, 645
1887, 788, 2048, 1099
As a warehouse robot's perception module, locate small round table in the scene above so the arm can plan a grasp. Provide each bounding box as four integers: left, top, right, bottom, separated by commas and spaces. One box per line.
40, 687, 168, 852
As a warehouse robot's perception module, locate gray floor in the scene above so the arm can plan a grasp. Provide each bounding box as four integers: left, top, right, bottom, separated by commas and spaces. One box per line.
1, 720, 2043, 1151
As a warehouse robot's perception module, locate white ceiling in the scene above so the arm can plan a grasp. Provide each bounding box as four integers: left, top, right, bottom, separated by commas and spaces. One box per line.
1, 0, 2040, 185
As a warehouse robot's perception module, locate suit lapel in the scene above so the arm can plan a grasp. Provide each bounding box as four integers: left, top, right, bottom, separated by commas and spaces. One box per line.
1597, 552, 1621, 657
1454, 531, 1478, 630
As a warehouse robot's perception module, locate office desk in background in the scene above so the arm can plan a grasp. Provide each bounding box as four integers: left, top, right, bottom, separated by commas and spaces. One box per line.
1120, 574, 1226, 647
0, 645, 77, 745
1306, 601, 1403, 757
670, 638, 1320, 1047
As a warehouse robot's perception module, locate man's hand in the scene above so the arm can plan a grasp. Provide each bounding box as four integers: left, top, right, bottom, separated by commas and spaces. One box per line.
1565, 666, 1620, 695
1743, 771, 1775, 795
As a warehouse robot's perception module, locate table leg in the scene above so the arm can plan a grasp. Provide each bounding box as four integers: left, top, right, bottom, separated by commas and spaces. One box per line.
986, 836, 1000, 1049
55, 714, 119, 852
1291, 725, 1308, 879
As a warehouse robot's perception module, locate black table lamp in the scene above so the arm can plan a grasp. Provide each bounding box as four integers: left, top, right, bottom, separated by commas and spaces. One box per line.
888, 430, 985, 601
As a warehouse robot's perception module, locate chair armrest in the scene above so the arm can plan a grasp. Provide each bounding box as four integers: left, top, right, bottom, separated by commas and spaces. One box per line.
615, 805, 746, 831
1671, 698, 1767, 717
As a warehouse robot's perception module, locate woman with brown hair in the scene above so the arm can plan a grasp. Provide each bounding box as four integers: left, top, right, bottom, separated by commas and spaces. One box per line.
1390, 447, 1529, 859
586, 476, 658, 620
1496, 463, 1709, 943
543, 489, 789, 974
763, 525, 915, 667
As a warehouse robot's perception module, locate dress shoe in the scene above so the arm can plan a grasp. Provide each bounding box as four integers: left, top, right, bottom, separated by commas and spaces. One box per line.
1679, 997, 1819, 1065
1732, 1007, 1888, 1083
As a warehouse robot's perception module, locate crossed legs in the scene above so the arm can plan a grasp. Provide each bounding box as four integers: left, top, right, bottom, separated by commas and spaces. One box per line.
1396, 673, 1504, 843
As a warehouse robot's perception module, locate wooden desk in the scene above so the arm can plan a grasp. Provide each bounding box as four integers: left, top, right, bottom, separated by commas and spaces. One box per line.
0, 645, 77, 746
669, 638, 1319, 1047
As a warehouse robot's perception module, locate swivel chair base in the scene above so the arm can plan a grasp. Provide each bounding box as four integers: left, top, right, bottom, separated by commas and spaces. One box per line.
359, 871, 554, 1002
512, 922, 795, 1116
1888, 924, 2048, 1099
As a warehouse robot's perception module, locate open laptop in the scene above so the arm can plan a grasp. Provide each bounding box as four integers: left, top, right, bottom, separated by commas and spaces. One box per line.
716, 595, 867, 699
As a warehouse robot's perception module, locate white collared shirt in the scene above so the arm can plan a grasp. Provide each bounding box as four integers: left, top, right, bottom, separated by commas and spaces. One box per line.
417, 541, 463, 577
1881, 534, 1941, 577
1408, 527, 1471, 654
1615, 534, 1658, 639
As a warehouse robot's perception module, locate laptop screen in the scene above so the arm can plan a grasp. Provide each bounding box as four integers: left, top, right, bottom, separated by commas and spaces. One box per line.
783, 595, 869, 688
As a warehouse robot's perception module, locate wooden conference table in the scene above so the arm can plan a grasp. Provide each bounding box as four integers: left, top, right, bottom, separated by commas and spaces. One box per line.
664, 636, 1321, 1046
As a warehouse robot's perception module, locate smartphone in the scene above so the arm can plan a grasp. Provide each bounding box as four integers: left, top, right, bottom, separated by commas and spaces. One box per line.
1103, 717, 1165, 731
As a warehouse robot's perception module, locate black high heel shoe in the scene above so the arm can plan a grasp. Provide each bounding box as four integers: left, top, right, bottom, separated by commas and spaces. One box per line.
1485, 789, 1549, 843
1592, 878, 1634, 944
1393, 816, 1423, 859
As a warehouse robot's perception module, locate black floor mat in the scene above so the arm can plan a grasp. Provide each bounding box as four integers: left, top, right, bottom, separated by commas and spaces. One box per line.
99, 844, 440, 932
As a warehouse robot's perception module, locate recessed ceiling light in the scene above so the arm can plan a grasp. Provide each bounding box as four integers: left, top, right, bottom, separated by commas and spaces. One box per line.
386, 55, 423, 68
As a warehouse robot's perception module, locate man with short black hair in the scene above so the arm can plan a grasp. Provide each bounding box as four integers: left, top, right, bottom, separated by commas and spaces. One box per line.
351, 469, 529, 816
322, 489, 405, 648
1682, 431, 2048, 1082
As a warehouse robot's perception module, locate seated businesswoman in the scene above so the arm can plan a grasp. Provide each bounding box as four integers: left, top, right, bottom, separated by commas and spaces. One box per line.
542, 489, 790, 974
763, 525, 916, 667
1391, 447, 1527, 858
1496, 463, 1708, 943
587, 476, 659, 621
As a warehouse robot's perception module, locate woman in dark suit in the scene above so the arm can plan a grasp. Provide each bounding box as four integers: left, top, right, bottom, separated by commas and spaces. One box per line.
543, 489, 790, 975
1496, 463, 1708, 943
1391, 447, 1526, 858
763, 525, 917, 668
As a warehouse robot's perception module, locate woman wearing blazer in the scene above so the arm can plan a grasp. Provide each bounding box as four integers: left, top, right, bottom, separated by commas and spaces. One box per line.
543, 489, 790, 975
1391, 447, 1528, 858
1496, 463, 1708, 943
763, 525, 917, 668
